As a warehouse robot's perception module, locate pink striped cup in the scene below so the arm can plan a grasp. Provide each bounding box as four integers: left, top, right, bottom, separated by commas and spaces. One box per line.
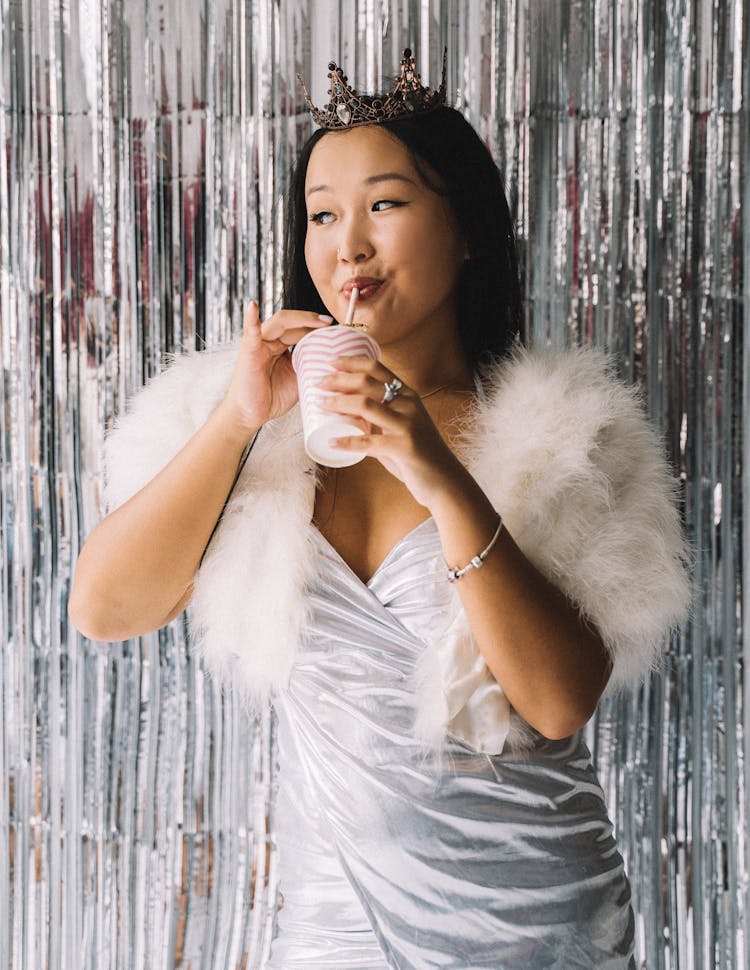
292, 325, 381, 467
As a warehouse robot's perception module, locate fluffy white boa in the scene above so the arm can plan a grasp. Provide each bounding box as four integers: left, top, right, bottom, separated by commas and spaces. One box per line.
105, 341, 691, 754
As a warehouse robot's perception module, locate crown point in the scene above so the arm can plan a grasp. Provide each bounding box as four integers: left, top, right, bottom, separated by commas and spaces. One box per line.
328, 61, 337, 70
404, 48, 412, 58
336, 104, 352, 125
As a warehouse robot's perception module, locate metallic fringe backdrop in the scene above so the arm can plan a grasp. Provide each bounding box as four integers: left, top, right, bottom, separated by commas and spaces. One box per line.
0, 0, 747, 967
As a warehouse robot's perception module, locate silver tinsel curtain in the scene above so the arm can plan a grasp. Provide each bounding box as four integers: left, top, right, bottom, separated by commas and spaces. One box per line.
0, 1, 747, 967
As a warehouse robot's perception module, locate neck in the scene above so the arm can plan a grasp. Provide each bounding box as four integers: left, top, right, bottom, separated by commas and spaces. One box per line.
378, 325, 474, 398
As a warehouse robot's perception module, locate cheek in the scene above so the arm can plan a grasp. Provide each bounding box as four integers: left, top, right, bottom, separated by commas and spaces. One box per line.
304, 237, 332, 288
416, 229, 462, 282
303, 240, 320, 285
430, 220, 466, 278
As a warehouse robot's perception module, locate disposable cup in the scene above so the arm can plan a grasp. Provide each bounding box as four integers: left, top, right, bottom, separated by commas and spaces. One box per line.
292, 326, 381, 467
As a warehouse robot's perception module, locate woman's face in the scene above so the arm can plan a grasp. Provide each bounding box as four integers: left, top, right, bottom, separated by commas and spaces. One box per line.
303, 125, 467, 351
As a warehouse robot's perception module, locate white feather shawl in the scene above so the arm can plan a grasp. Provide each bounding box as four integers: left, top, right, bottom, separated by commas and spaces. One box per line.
104, 341, 691, 754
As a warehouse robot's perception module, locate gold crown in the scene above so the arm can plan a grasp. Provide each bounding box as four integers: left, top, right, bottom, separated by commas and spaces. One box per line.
297, 48, 447, 130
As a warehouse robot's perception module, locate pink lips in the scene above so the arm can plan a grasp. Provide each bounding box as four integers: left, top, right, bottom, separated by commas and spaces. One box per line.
342, 277, 383, 301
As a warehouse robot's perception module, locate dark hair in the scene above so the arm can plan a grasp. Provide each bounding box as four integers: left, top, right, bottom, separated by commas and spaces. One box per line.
283, 106, 523, 370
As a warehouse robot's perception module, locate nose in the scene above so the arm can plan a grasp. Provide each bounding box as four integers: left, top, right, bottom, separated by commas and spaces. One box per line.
336, 217, 374, 264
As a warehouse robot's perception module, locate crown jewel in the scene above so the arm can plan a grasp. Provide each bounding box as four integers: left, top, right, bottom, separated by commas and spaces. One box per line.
297, 48, 447, 130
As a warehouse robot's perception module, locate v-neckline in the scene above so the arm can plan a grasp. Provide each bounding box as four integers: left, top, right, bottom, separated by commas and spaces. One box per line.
312, 516, 437, 588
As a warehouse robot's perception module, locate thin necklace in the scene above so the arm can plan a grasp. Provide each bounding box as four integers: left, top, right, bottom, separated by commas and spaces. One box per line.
419, 382, 473, 400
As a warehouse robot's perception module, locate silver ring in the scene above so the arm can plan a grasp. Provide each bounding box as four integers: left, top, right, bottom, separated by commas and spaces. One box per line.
381, 377, 403, 404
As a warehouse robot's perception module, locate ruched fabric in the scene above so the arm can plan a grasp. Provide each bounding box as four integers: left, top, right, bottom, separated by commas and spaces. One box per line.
267, 519, 635, 970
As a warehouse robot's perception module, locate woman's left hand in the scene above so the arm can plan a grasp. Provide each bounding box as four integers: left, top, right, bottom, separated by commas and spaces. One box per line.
317, 356, 467, 508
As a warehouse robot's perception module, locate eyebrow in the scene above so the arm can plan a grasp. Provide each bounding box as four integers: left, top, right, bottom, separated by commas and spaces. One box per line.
306, 172, 417, 197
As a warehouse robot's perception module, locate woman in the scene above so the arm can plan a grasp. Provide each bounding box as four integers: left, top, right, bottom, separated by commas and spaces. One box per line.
69, 52, 690, 969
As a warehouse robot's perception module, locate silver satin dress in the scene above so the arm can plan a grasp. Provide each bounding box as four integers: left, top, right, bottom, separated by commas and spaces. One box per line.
267, 518, 636, 970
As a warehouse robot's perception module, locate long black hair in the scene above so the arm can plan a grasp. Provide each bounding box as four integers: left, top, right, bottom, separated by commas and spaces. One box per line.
283, 106, 523, 370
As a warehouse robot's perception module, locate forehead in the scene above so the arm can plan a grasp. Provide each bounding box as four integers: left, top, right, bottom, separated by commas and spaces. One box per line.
305, 126, 418, 190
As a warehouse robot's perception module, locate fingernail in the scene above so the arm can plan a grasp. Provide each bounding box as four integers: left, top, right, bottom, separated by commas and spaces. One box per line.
318, 314, 334, 322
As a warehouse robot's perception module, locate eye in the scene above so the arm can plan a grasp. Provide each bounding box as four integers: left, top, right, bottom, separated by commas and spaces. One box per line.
372, 199, 405, 212
309, 210, 334, 225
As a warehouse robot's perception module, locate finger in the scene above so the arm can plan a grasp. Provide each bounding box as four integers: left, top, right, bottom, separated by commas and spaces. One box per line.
316, 371, 388, 394
329, 355, 409, 388
261, 310, 333, 342
320, 392, 405, 432
329, 433, 378, 453
328, 433, 399, 459
319, 368, 414, 411
242, 301, 262, 349
273, 325, 330, 347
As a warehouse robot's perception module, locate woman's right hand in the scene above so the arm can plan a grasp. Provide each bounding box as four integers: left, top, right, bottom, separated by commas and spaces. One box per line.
68, 301, 334, 642
220, 301, 333, 434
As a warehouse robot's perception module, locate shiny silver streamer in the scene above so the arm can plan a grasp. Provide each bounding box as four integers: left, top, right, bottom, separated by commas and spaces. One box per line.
0, 1, 746, 967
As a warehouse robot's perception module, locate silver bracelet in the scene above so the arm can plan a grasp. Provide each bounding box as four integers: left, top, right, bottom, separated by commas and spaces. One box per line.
446, 515, 504, 583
